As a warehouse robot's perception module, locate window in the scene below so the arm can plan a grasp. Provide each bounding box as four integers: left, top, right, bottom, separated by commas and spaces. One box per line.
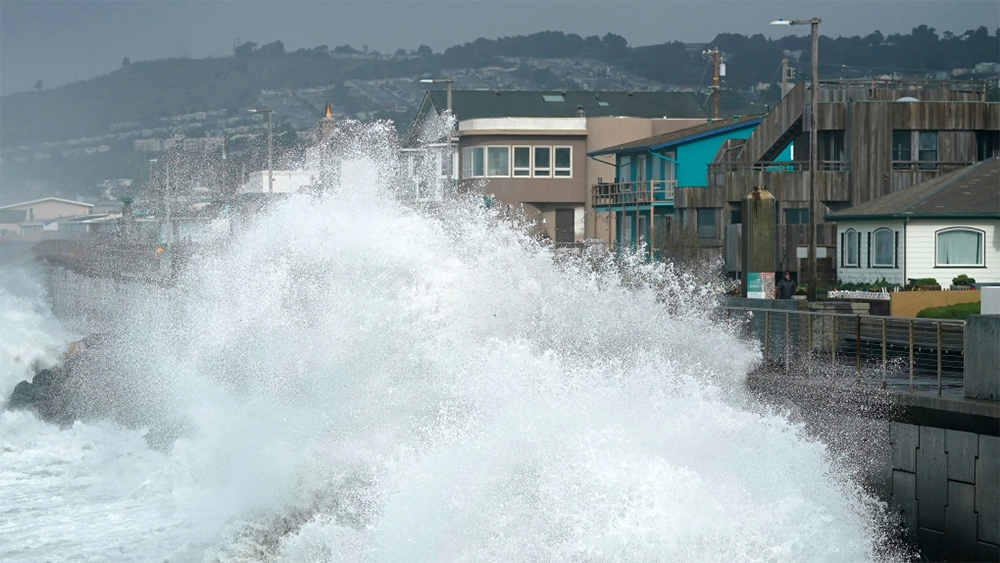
871, 228, 896, 267
486, 146, 510, 177
977, 131, 1000, 161
891, 131, 911, 168
554, 147, 572, 177
513, 146, 531, 177
784, 208, 809, 225
843, 229, 859, 267
918, 132, 938, 170
696, 208, 716, 239
936, 228, 984, 267
892, 130, 938, 170
534, 146, 551, 177
462, 147, 484, 178
819, 130, 845, 167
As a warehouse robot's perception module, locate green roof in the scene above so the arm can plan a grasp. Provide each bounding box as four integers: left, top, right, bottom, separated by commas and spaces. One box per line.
418, 90, 708, 121
828, 157, 1000, 220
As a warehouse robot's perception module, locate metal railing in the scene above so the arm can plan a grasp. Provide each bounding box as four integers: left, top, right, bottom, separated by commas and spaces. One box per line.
591, 180, 676, 207
723, 307, 966, 396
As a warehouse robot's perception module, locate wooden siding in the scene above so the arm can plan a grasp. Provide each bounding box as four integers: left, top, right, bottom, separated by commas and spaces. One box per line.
905, 219, 1000, 284
738, 83, 806, 163
835, 220, 906, 286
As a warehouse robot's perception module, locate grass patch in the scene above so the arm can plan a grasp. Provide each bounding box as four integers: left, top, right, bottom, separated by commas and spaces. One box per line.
916, 301, 981, 320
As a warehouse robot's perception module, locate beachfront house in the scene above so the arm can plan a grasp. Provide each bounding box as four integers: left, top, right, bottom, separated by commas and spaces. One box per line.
828, 157, 1000, 287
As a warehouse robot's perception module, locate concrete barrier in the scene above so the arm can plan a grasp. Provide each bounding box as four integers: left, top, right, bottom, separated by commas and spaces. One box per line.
966, 315, 1000, 401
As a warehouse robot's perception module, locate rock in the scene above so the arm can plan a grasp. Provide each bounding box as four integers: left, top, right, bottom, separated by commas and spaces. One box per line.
5, 366, 78, 426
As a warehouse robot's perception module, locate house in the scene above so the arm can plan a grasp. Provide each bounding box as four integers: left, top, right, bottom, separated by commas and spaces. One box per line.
587, 115, 789, 259
828, 157, 1000, 287
0, 197, 93, 237
409, 90, 710, 244
705, 79, 999, 279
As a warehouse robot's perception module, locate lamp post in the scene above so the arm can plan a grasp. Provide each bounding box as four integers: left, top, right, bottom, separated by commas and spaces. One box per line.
420, 78, 454, 193
249, 108, 273, 194
771, 17, 820, 301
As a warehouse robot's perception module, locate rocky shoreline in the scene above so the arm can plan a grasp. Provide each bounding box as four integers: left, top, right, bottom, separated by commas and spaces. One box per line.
5, 335, 106, 426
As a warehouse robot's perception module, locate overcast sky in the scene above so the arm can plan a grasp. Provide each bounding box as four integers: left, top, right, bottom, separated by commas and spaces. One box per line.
1, 0, 997, 96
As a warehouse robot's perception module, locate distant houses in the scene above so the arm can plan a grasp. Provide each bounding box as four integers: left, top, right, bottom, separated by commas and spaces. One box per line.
0, 198, 93, 237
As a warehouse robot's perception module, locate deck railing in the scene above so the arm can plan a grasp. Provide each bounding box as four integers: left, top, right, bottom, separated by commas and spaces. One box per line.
592, 180, 676, 208
722, 307, 966, 395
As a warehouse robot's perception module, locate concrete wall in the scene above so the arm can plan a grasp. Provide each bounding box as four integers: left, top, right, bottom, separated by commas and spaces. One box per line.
889, 290, 980, 318
966, 315, 1000, 401
891, 422, 1000, 562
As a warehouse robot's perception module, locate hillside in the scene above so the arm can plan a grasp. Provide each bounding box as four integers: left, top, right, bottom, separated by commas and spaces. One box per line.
1, 28, 996, 202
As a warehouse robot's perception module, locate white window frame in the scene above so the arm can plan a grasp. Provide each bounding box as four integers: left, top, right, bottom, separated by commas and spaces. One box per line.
935, 227, 985, 267
871, 228, 896, 268
462, 146, 485, 178
554, 146, 572, 177
533, 146, 551, 177
512, 145, 531, 177
486, 146, 510, 178
844, 229, 859, 267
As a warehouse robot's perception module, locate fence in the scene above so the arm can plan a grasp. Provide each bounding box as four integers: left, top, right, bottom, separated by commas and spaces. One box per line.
722, 307, 966, 395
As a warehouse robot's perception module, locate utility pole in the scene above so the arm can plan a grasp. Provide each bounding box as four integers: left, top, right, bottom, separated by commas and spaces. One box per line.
704, 47, 722, 119
781, 58, 789, 98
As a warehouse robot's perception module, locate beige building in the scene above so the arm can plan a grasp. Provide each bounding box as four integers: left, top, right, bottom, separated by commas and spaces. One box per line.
410, 90, 709, 243
0, 197, 93, 237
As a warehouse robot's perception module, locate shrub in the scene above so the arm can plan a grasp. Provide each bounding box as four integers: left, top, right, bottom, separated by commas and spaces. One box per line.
916, 301, 981, 319
952, 274, 976, 286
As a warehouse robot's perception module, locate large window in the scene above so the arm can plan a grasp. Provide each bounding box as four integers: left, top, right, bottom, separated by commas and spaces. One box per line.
871, 228, 896, 267
486, 146, 510, 177
936, 228, 984, 267
462, 147, 485, 178
892, 131, 938, 170
462, 144, 572, 179
843, 229, 859, 267
696, 208, 716, 239
513, 146, 531, 177
534, 147, 551, 177
554, 147, 572, 177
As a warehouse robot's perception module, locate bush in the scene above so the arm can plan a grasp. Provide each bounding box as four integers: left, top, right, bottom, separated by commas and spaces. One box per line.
952, 274, 976, 286
916, 301, 981, 319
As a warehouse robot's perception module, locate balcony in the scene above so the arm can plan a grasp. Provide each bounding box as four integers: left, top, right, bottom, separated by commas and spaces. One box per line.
592, 180, 676, 209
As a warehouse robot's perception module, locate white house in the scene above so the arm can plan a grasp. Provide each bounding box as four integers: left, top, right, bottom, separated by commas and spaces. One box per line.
829, 157, 1000, 287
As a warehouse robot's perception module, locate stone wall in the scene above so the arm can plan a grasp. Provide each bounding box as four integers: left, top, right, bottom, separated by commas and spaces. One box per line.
891, 421, 999, 561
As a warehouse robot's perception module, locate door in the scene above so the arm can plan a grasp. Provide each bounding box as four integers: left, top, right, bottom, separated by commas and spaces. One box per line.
555, 209, 575, 245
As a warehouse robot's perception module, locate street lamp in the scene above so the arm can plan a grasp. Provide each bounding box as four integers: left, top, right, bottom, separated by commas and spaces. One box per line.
249, 108, 273, 194
419, 78, 455, 193
772, 17, 821, 301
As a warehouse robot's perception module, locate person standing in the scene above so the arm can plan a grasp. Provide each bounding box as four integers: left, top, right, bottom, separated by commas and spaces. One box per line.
776, 271, 797, 299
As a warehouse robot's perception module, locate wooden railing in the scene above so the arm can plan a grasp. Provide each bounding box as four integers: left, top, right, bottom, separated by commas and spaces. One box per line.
592, 180, 676, 208
708, 160, 851, 174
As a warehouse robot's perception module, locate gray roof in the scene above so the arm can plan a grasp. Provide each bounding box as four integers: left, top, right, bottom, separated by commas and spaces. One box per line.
420, 90, 708, 121
828, 157, 1000, 220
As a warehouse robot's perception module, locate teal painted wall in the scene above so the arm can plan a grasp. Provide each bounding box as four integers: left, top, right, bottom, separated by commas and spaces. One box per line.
675, 127, 755, 187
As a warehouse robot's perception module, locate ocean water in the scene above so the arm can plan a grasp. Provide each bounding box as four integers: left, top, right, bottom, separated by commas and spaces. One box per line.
1, 122, 899, 562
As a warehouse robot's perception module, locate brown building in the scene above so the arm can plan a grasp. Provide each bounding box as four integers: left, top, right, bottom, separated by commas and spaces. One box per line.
410, 90, 711, 243
0, 197, 93, 237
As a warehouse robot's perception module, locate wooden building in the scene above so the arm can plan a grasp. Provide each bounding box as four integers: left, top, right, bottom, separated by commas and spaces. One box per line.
705, 79, 999, 278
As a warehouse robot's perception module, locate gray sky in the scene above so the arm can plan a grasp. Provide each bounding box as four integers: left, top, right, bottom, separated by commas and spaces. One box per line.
1, 0, 997, 96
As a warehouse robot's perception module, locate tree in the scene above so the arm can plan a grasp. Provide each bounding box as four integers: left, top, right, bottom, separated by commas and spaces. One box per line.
122, 57, 131, 68
234, 41, 258, 57
33, 80, 43, 91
